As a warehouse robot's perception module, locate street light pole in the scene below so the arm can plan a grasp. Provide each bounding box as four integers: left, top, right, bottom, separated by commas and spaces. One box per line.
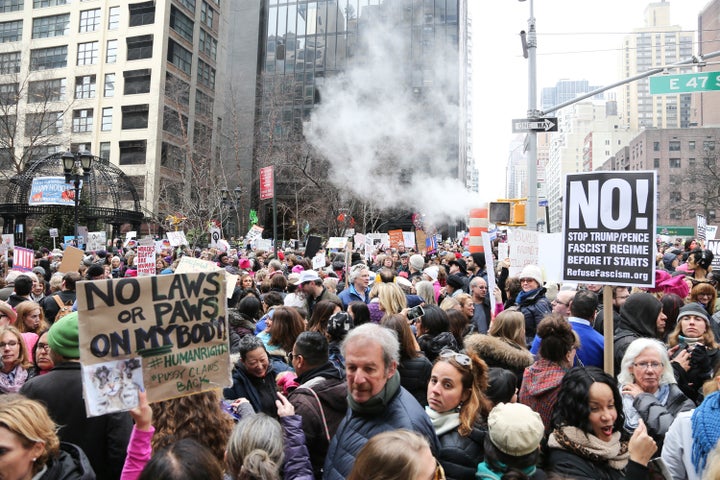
62, 150, 93, 248
520, 0, 538, 231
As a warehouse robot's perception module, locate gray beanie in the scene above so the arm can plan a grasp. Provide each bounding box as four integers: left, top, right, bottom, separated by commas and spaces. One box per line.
409, 254, 425, 272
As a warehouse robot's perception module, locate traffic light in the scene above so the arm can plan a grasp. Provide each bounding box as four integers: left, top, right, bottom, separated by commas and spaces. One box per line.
490, 199, 526, 226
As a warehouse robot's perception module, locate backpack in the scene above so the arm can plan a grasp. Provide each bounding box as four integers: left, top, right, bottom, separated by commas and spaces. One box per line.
53, 295, 74, 320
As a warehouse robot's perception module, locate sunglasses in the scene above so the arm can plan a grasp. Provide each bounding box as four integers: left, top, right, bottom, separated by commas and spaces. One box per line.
439, 349, 471, 366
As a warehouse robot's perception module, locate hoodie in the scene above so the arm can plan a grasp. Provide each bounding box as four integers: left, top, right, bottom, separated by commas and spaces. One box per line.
613, 292, 662, 375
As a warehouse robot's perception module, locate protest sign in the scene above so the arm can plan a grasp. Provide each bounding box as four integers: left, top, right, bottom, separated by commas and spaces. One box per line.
507, 228, 540, 277
707, 239, 720, 270
136, 245, 156, 277
86, 231, 106, 252
175, 256, 236, 299
388, 229, 404, 249
312, 252, 326, 269
124, 231, 137, 248
58, 246, 84, 273
326, 237, 348, 249
697, 214, 707, 243
28, 177, 81, 206
166, 231, 187, 247
209, 226, 221, 248
415, 230, 427, 254
13, 247, 34, 271
76, 272, 230, 416
707, 225, 718, 241
497, 243, 509, 263
562, 171, 656, 287
0, 234, 12, 255
402, 231, 416, 249
481, 232, 496, 295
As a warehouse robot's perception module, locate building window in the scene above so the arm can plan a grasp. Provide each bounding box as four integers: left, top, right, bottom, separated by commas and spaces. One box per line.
165, 73, 189, 105
127, 175, 145, 200
30, 46, 67, 71
0, 51, 20, 74
653, 158, 659, 168
689, 157, 696, 167
74, 75, 96, 99
0, 82, 18, 104
704, 140, 716, 151
710, 210, 717, 221
101, 107, 112, 131
704, 157, 716, 168
670, 209, 682, 220
200, 1, 215, 30
129, 1, 155, 27
108, 6, 120, 30
170, 6, 193, 42
669, 191, 681, 202
104, 73, 115, 97
689, 140, 696, 150
77, 41, 99, 65
79, 8, 101, 32
199, 29, 217, 60
123, 69, 151, 94
178, 0, 195, 13
161, 142, 184, 169
0, 20, 22, 43
669, 140, 680, 151
25, 111, 63, 137
163, 106, 187, 137
72, 108, 93, 133
127, 35, 153, 60
167, 39, 192, 75
28, 78, 65, 102
121, 104, 149, 129
99, 141, 110, 161
106, 39, 118, 63
32, 14, 69, 39
690, 192, 697, 201
119, 140, 147, 165
195, 89, 213, 117
197, 60, 215, 89
1, 0, 23, 12
669, 158, 681, 168
33, 0, 66, 7
653, 141, 660, 151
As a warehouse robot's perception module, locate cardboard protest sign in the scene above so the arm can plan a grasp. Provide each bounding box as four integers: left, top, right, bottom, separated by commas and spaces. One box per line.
58, 246, 84, 273
562, 171, 656, 287
86, 231, 106, 252
312, 252, 326, 270
175, 256, 237, 299
76, 272, 230, 416
415, 230, 427, 254
508, 228, 541, 277
707, 225, 718, 241
326, 237, 348, 249
166, 231, 187, 247
136, 245, 156, 277
388, 229, 404, 249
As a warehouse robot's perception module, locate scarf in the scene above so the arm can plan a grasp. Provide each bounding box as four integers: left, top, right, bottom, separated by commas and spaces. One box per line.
622, 383, 669, 431
516, 287, 540, 306
691, 391, 720, 474
425, 407, 461, 436
348, 370, 401, 416
548, 425, 629, 470
0, 364, 28, 393
475, 461, 537, 480
680, 335, 702, 346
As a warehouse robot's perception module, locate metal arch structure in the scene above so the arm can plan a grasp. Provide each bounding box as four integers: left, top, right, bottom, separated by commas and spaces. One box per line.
0, 152, 145, 243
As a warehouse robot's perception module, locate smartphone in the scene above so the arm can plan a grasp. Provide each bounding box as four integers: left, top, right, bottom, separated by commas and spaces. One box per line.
407, 305, 425, 320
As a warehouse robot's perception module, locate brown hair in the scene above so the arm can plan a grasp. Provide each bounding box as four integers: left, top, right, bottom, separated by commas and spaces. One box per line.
381, 314, 421, 361
269, 306, 306, 352
536, 314, 578, 363
489, 310, 526, 349
347, 430, 434, 480
15, 301, 48, 334
307, 300, 339, 335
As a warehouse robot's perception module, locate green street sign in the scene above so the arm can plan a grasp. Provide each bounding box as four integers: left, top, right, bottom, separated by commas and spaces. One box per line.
657, 225, 695, 236
650, 72, 720, 94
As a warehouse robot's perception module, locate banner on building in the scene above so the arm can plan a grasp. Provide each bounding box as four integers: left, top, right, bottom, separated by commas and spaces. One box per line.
28, 177, 82, 206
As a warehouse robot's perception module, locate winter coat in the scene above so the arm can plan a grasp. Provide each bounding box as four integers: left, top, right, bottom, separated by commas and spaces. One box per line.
223, 361, 278, 417
398, 354, 433, 407
20, 362, 132, 480
322, 387, 440, 480
337, 284, 369, 309
518, 358, 567, 432
613, 292, 662, 375
42, 442, 96, 480
464, 333, 534, 387
517, 287, 552, 345
227, 311, 256, 354
418, 332, 459, 363
660, 410, 700, 480
280, 414, 315, 480
625, 383, 694, 451
287, 362, 348, 479
546, 449, 650, 480
437, 422, 487, 480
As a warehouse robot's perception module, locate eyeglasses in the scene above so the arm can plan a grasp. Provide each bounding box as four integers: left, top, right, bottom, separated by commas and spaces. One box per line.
434, 461, 446, 480
472, 285, 488, 290
633, 361, 663, 371
0, 340, 18, 349
37, 343, 50, 352
519, 278, 535, 284
552, 299, 570, 306
439, 349, 471, 366
287, 352, 301, 362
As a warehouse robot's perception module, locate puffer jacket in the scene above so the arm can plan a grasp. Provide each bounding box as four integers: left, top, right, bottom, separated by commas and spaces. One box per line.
42, 442, 96, 480
464, 334, 534, 386
627, 383, 694, 451
322, 387, 440, 480
280, 415, 314, 480
398, 354, 433, 407
227, 309, 256, 354
437, 422, 487, 480
613, 292, 662, 375
546, 448, 649, 480
517, 288, 552, 345
518, 359, 566, 432
222, 361, 278, 417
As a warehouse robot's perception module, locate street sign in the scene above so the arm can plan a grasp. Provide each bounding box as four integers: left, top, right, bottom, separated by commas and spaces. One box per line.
649, 72, 720, 94
511, 117, 558, 133
259, 166, 274, 200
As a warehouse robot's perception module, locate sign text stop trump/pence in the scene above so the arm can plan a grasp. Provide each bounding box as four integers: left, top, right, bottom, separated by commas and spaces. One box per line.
562, 171, 656, 287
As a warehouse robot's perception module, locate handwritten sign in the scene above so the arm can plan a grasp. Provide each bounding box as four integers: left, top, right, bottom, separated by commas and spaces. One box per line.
136, 245, 156, 277
166, 231, 187, 247
175, 256, 236, 299
77, 272, 230, 416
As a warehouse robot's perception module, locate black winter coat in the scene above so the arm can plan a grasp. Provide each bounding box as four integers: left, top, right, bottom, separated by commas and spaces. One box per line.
517, 288, 552, 345
546, 449, 650, 480
42, 442, 96, 480
398, 354, 433, 407
223, 362, 278, 417
437, 422, 487, 480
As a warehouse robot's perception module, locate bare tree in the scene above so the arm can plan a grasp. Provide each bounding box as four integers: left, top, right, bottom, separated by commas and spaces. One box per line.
674, 151, 720, 224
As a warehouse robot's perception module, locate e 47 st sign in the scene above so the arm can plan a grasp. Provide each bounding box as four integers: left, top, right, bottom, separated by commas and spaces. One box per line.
650, 72, 720, 94
511, 117, 558, 133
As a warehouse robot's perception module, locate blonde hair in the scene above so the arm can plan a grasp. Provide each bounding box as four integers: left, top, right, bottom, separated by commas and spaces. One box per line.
489, 310, 527, 348
377, 282, 407, 315
226, 414, 283, 480
439, 296, 460, 312
347, 430, 434, 480
0, 394, 60, 474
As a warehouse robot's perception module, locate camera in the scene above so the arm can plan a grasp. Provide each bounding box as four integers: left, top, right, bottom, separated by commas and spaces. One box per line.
407, 305, 425, 321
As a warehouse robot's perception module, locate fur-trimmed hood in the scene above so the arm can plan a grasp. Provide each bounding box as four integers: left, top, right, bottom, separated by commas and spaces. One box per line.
464, 334, 534, 370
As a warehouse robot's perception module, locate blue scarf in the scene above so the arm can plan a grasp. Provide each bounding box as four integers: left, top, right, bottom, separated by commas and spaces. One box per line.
516, 287, 541, 305
476, 461, 536, 480
691, 391, 720, 474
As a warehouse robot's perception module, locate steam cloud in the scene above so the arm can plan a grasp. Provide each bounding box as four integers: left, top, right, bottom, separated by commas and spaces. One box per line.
305, 3, 478, 227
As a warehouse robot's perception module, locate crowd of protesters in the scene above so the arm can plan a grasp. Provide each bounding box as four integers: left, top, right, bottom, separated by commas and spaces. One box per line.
0, 235, 720, 479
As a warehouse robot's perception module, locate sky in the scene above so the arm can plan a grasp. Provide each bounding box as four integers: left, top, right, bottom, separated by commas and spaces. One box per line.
469, 0, 711, 202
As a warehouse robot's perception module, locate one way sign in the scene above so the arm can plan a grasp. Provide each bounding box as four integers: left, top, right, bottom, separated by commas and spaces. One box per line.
511, 117, 558, 133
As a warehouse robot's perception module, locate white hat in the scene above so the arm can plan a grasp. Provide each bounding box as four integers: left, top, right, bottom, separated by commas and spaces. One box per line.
488, 403, 544, 457
518, 264, 543, 286
423, 266, 439, 282
298, 270, 320, 284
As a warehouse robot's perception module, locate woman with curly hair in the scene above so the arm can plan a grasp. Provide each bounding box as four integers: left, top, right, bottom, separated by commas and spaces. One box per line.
15, 300, 49, 336
689, 281, 717, 318
546, 366, 658, 479
150, 390, 234, 464
426, 349, 491, 479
